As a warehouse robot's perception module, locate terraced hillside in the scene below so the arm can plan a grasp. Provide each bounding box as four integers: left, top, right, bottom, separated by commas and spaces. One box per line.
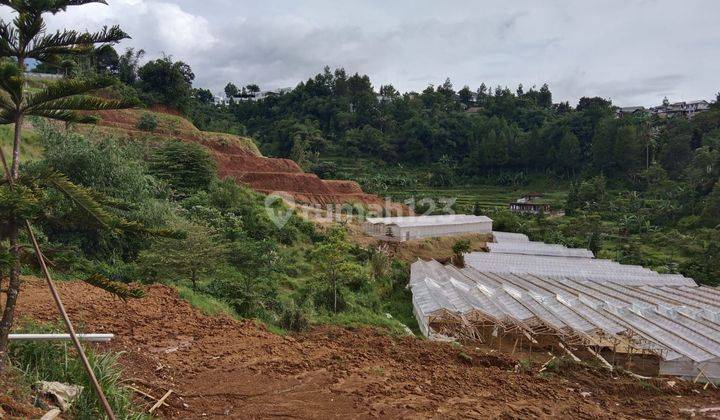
329, 156, 569, 212
78, 108, 408, 213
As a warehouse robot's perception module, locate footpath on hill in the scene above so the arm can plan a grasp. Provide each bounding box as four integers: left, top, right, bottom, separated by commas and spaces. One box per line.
11, 278, 720, 418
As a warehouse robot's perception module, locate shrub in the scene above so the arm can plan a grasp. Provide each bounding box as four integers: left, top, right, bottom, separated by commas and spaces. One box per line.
136, 112, 159, 131
148, 141, 216, 196
278, 302, 310, 332
452, 239, 471, 267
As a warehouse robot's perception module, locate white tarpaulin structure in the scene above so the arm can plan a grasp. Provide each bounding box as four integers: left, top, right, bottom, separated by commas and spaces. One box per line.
363, 214, 492, 242
410, 248, 720, 381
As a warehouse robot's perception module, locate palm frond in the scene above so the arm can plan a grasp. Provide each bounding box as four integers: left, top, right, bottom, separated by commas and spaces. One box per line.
0, 20, 18, 57
31, 168, 177, 238
15, 8, 44, 52
0, 1, 109, 14
35, 167, 116, 229
83, 274, 145, 301
24, 109, 97, 123
0, 62, 23, 106
0, 88, 15, 108
24, 76, 115, 107
29, 95, 133, 113
28, 25, 128, 60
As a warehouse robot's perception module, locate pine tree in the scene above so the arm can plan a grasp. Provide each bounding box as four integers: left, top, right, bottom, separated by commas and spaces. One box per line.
0, 0, 131, 374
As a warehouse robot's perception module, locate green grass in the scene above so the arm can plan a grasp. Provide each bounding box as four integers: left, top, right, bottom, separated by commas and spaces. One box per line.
386, 185, 568, 212
321, 156, 569, 212
174, 284, 237, 317
9, 320, 148, 420
0, 124, 43, 164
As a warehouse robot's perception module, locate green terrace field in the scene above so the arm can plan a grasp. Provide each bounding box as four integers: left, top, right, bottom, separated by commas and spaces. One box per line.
324, 156, 570, 213
384, 185, 568, 212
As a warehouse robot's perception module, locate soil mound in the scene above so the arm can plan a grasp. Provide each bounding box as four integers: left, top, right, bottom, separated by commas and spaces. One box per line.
323, 180, 365, 195
12, 278, 720, 419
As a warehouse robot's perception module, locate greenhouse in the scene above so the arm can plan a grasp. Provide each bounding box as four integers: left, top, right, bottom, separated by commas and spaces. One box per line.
410, 248, 720, 381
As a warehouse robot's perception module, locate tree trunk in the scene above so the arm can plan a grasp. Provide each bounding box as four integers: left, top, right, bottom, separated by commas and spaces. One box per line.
333, 282, 337, 313
0, 222, 20, 373
0, 117, 23, 372
10, 117, 23, 179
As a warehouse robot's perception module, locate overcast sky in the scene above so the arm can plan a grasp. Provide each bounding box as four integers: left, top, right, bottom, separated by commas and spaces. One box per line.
5, 0, 719, 106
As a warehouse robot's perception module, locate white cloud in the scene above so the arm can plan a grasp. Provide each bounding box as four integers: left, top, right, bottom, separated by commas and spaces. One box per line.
1, 0, 718, 106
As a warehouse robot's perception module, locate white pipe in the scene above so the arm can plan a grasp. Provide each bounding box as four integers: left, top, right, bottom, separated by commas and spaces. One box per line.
9, 334, 114, 342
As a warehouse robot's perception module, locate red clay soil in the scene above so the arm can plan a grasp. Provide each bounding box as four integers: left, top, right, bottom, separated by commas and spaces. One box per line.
323, 180, 365, 195
87, 108, 409, 214
12, 278, 720, 419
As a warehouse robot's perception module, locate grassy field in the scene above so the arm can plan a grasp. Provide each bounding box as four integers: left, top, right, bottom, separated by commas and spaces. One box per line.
385, 185, 568, 212
324, 156, 569, 213
0, 124, 43, 165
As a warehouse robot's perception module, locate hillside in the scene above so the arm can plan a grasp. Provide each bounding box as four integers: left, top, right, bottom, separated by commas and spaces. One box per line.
77, 108, 407, 213
11, 278, 720, 419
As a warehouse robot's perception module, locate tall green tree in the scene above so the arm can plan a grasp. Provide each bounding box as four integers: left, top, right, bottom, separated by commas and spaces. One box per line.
0, 0, 131, 372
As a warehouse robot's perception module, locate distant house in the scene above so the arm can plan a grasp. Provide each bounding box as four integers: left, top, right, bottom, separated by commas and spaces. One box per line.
24, 72, 63, 81
616, 106, 648, 118
509, 193, 552, 215
217, 87, 292, 105
651, 99, 710, 119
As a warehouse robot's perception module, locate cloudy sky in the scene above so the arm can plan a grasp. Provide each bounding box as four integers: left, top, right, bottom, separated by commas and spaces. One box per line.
5, 0, 719, 106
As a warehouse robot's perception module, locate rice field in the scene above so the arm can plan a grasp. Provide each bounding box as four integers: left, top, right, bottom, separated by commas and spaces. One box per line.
383, 186, 568, 212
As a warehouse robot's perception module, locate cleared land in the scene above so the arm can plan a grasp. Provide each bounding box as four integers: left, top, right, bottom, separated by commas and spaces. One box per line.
9, 278, 720, 419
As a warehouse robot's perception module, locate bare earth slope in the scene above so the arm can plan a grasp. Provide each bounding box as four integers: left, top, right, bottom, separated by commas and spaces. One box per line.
80, 109, 408, 214
14, 279, 720, 419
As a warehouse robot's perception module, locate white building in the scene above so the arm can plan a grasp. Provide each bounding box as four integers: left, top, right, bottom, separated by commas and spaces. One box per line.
363, 214, 493, 242
651, 99, 711, 118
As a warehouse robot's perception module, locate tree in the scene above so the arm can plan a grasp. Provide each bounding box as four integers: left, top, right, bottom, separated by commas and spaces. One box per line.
149, 141, 216, 196
458, 85, 473, 106
245, 84, 260, 94
0, 0, 136, 408
118, 47, 145, 85
138, 221, 228, 290
138, 56, 195, 113
309, 228, 362, 312
224, 82, 239, 98
538, 83, 552, 108
193, 88, 214, 104
379, 84, 399, 98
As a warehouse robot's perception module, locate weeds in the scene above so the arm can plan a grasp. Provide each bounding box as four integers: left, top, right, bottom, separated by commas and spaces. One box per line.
9, 320, 147, 420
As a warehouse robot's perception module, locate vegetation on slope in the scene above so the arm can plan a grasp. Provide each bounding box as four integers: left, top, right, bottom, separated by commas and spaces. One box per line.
19, 124, 415, 336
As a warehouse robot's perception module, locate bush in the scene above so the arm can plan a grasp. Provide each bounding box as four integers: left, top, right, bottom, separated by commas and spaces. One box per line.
148, 141, 216, 196
136, 113, 159, 131
278, 302, 310, 332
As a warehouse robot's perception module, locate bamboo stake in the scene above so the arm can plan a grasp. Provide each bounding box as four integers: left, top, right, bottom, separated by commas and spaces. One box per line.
558, 342, 581, 363
149, 389, 173, 414
587, 347, 614, 371
25, 220, 117, 420
0, 146, 115, 419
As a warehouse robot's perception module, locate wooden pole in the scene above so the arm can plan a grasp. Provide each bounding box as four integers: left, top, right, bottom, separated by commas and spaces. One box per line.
25, 220, 116, 420
0, 147, 115, 419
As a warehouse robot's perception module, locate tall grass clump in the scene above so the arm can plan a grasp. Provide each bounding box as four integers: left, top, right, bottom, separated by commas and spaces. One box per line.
9, 321, 147, 420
